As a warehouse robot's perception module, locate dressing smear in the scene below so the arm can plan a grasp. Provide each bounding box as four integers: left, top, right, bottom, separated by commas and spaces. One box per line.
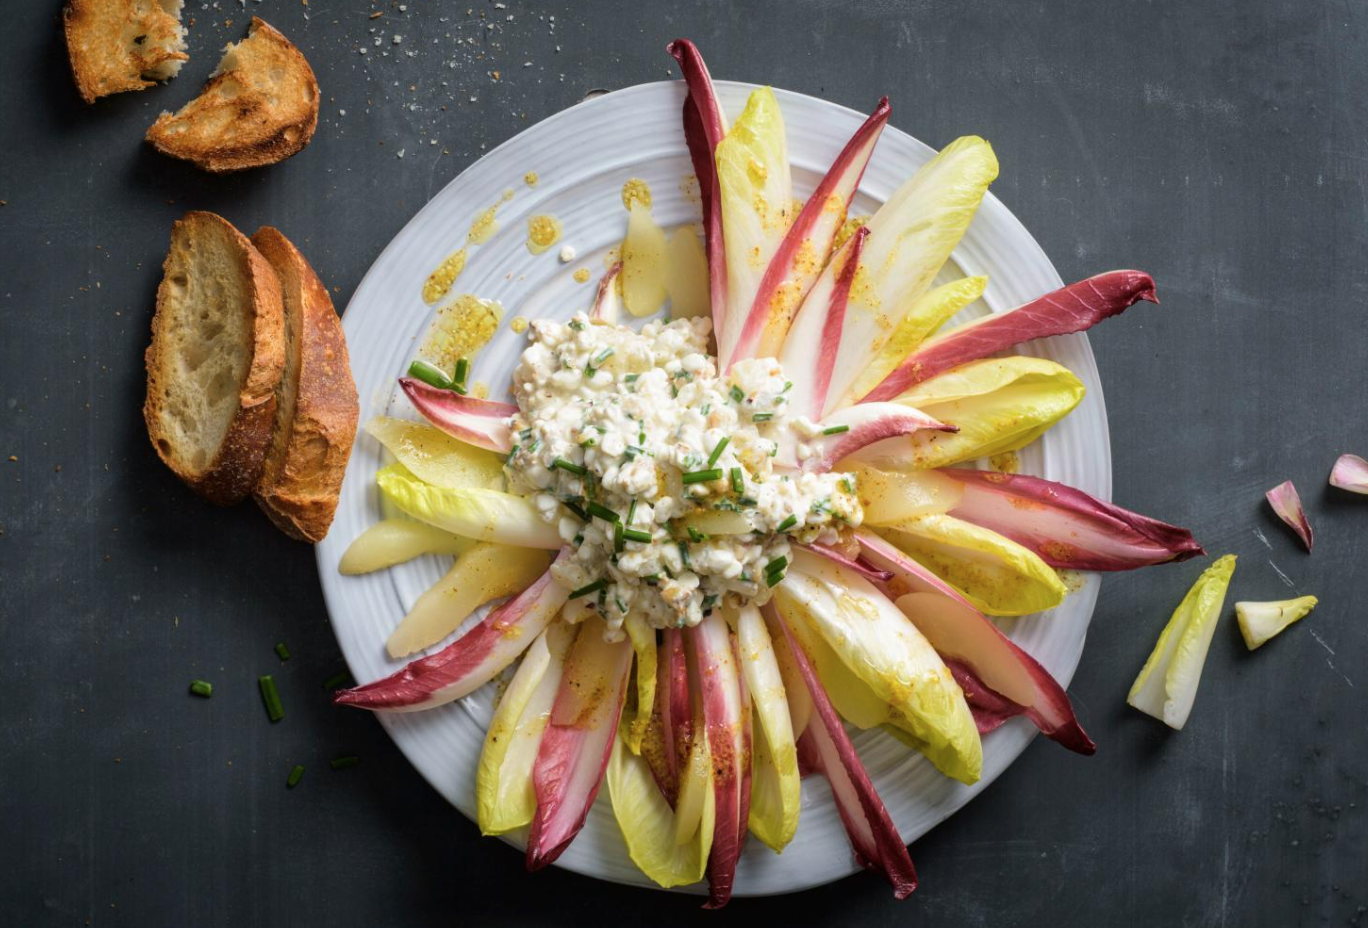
420, 295, 504, 371
526, 214, 563, 255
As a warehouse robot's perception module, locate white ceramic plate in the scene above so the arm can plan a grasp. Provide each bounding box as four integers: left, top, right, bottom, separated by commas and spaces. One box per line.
317, 80, 1109, 897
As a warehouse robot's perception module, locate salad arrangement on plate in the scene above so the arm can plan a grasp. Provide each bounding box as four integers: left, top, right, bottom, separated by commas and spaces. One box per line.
331, 40, 1200, 906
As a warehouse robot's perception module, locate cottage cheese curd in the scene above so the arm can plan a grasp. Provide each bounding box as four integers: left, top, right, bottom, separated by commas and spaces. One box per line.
504, 313, 861, 637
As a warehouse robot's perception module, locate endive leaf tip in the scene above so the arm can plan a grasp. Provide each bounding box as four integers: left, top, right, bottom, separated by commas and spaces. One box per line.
1265, 480, 1313, 552
1235, 595, 1318, 650
1329, 453, 1368, 494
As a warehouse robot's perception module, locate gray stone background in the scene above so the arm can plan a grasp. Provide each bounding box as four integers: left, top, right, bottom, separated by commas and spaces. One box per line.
3, 0, 1366, 925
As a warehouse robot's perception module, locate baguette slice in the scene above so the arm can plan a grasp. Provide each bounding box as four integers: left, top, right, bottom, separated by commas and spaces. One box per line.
145, 211, 285, 504
250, 227, 359, 542
145, 17, 319, 173
63, 0, 189, 104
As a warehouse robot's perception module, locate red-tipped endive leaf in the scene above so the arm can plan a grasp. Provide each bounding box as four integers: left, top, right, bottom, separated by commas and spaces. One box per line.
801, 542, 893, 584
646, 628, 692, 805
860, 270, 1159, 403
776, 401, 956, 473
335, 552, 571, 713
735, 634, 754, 857
1265, 480, 1313, 551
762, 603, 917, 899
590, 263, 622, 324
850, 531, 1095, 754
526, 616, 634, 871
731, 100, 890, 365
1330, 454, 1368, 494
686, 613, 745, 909
939, 468, 1205, 571
399, 376, 515, 453
667, 40, 728, 343
780, 228, 869, 419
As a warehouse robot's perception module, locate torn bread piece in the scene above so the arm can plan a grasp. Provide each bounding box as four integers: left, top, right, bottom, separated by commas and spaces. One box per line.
146, 17, 319, 172
144, 211, 285, 504
250, 227, 359, 542
63, 0, 189, 104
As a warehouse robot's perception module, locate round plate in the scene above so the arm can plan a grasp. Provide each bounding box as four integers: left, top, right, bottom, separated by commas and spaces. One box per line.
317, 80, 1109, 897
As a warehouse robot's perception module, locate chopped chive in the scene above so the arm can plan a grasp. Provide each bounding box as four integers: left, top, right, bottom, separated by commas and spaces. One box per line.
765, 569, 786, 587
623, 528, 652, 543
678, 542, 692, 568
777, 514, 798, 532
570, 578, 609, 599
730, 467, 744, 494
687, 526, 707, 543
729, 385, 745, 403
407, 360, 454, 390
258, 675, 284, 723
766, 555, 789, 574
453, 357, 470, 388
568, 319, 585, 330
573, 533, 584, 545
670, 383, 679, 399
752, 412, 774, 423
587, 502, 621, 523
707, 436, 730, 468
578, 437, 597, 448
615, 596, 627, 613
322, 670, 352, 690
613, 521, 625, 553
701, 594, 718, 612
189, 679, 213, 698
782, 381, 793, 392
626, 499, 638, 524
552, 457, 587, 476
592, 347, 615, 365
822, 424, 851, 435
562, 499, 589, 521
739, 571, 753, 583
506, 444, 520, 464
682, 468, 723, 485
274, 642, 291, 661
330, 755, 360, 771
738, 496, 758, 507
624, 373, 639, 383
286, 764, 305, 788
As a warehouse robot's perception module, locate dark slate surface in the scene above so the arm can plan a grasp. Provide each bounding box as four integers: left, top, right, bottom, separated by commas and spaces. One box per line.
4, 0, 1366, 925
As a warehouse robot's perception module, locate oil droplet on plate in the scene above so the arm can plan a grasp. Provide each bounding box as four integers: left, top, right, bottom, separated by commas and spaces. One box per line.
524, 171, 539, 187
467, 206, 499, 245
525, 214, 563, 255
621, 178, 652, 211
422, 248, 467, 304
572, 268, 591, 284
420, 294, 503, 371
502, 188, 515, 202
510, 315, 529, 334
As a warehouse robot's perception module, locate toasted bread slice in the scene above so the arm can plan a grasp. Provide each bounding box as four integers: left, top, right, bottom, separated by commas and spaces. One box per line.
145, 211, 285, 504
250, 227, 359, 542
145, 17, 318, 173
63, 0, 189, 104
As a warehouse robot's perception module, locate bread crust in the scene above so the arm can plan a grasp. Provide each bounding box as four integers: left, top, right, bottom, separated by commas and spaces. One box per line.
63, 0, 188, 104
144, 211, 285, 504
145, 18, 318, 172
250, 227, 359, 542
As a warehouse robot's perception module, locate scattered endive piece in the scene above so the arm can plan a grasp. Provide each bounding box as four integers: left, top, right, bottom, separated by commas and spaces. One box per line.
1235, 596, 1318, 650
1265, 480, 1313, 552
1127, 555, 1236, 730
1329, 454, 1368, 494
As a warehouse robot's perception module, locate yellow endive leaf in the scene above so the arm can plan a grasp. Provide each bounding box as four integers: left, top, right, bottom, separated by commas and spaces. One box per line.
879, 514, 1067, 617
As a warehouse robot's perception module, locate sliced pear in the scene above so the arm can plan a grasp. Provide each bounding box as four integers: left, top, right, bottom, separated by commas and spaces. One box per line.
622, 201, 668, 317
386, 543, 550, 658
665, 227, 710, 319
339, 518, 475, 575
